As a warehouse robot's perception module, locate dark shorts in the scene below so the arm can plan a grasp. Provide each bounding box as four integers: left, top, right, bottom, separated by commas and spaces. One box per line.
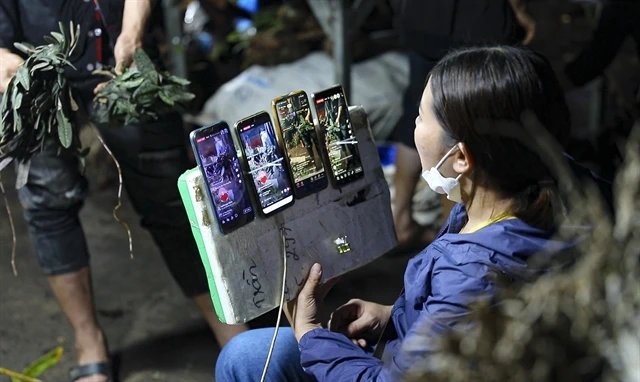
391, 9, 525, 150
16, 108, 208, 297
391, 53, 438, 149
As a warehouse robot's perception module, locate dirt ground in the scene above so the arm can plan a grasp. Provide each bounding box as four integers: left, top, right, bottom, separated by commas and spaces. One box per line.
1, 1, 638, 381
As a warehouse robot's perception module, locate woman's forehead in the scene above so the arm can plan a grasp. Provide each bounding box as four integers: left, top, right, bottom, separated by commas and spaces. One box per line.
420, 80, 434, 110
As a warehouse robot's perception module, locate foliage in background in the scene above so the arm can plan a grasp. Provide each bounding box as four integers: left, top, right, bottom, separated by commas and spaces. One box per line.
226, 6, 282, 48
92, 49, 195, 128
0, 22, 81, 177
403, 118, 640, 382
221, 1, 322, 68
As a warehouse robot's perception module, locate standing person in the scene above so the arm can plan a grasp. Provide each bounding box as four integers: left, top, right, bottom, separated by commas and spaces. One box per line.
563, 1, 640, 182
390, 0, 537, 246
564, 0, 640, 88
0, 1, 247, 381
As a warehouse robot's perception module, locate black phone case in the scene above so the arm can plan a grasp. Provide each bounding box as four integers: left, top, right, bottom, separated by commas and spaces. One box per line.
311, 85, 364, 189
190, 124, 255, 234
271, 92, 329, 199
234, 112, 295, 218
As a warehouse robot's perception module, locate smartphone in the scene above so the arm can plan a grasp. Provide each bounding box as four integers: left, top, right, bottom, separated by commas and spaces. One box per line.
312, 85, 364, 187
190, 122, 255, 234
272, 91, 328, 199
235, 111, 295, 217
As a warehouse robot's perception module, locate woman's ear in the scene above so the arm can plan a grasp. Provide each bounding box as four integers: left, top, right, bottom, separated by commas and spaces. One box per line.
453, 142, 473, 175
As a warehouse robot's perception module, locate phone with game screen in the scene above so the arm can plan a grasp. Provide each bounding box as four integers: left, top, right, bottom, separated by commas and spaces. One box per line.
190, 122, 255, 234
272, 91, 328, 199
235, 111, 295, 217
311, 85, 364, 187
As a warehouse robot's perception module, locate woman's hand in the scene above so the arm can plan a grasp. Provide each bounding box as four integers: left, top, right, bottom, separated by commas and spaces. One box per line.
328, 299, 393, 348
284, 263, 339, 342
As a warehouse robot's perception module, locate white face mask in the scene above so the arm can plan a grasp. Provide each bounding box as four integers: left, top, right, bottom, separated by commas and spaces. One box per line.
421, 145, 463, 203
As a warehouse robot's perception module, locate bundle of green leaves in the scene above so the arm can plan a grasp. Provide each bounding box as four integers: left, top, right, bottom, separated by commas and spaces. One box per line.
0, 22, 81, 172
325, 121, 341, 143
92, 49, 195, 128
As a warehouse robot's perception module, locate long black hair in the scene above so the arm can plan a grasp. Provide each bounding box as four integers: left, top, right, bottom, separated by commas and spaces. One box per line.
428, 46, 571, 230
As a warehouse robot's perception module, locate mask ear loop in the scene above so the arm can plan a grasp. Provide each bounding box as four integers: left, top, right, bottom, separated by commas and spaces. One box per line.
434, 144, 462, 176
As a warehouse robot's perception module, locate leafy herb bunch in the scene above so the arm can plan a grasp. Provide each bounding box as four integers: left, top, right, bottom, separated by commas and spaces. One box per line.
324, 120, 341, 143
92, 49, 195, 128
0, 22, 81, 172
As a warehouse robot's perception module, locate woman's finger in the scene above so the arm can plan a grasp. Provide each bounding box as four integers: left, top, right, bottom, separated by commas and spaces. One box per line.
350, 338, 368, 348
298, 263, 322, 302
328, 303, 357, 332
346, 316, 371, 337
283, 299, 297, 327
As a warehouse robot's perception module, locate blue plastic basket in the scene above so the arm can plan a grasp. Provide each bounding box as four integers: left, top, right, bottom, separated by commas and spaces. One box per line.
377, 144, 397, 167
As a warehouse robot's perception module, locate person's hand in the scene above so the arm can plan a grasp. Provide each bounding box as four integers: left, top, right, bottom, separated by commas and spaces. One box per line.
93, 34, 142, 94
283, 263, 340, 342
113, 33, 142, 75
328, 299, 393, 348
0, 49, 24, 94
515, 10, 536, 45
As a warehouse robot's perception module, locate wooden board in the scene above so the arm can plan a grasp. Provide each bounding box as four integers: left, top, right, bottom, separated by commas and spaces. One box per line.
178, 106, 397, 324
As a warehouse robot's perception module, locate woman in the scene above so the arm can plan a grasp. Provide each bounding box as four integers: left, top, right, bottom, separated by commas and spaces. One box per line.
215, 46, 601, 381
390, 0, 536, 246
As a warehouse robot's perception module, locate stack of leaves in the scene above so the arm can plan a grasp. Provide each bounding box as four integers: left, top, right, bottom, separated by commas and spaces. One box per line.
92, 49, 195, 128
0, 22, 81, 173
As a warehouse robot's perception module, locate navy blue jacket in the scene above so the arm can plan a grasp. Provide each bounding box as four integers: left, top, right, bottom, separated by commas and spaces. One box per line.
298, 203, 586, 381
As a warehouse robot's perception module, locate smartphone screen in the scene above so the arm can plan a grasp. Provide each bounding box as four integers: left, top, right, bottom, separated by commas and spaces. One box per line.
237, 112, 294, 216
313, 86, 364, 187
273, 92, 328, 198
191, 123, 255, 234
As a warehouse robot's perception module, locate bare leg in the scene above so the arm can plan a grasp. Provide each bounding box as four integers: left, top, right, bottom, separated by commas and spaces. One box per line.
192, 294, 249, 348
393, 143, 434, 244
47, 268, 108, 382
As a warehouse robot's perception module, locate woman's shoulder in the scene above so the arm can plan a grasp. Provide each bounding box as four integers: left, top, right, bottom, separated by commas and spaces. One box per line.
405, 234, 491, 283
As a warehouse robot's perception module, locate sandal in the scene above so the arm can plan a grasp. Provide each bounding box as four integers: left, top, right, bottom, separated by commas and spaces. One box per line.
69, 362, 111, 382
69, 355, 120, 382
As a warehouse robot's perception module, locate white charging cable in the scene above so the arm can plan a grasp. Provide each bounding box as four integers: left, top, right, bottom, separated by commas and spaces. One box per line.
259, 227, 288, 382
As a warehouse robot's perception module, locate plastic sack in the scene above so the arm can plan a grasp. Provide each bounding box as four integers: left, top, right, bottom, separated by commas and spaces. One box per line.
192, 51, 409, 141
